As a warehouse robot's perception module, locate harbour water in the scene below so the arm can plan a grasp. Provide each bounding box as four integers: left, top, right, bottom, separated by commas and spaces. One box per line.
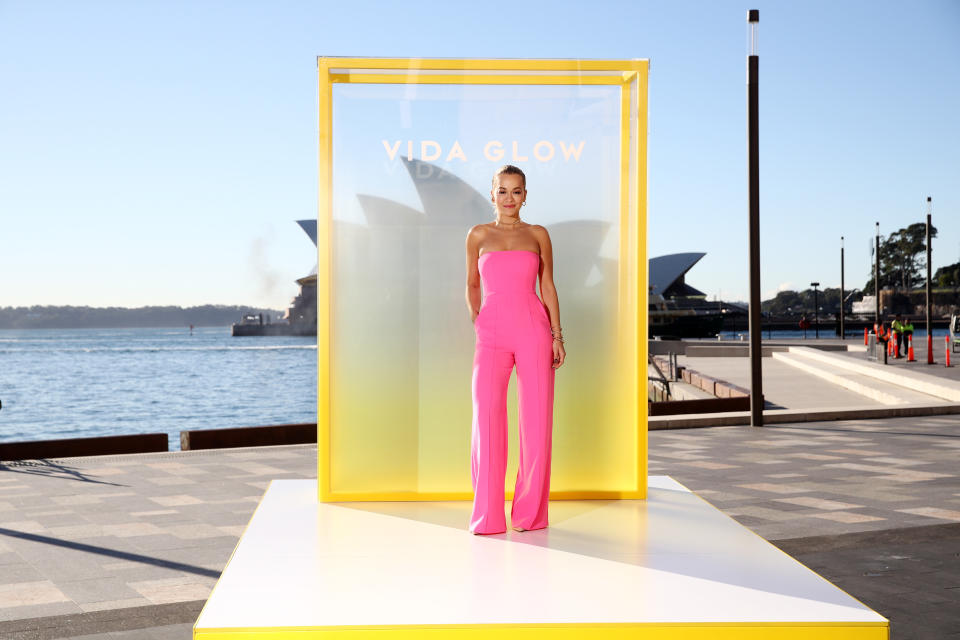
1, 326, 953, 453
0, 327, 317, 451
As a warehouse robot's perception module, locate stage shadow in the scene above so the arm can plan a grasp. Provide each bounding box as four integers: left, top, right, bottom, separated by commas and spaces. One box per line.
336, 480, 865, 611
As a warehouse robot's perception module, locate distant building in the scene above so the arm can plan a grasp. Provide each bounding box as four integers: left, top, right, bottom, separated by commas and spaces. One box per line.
285, 220, 318, 329
649, 253, 727, 338
232, 220, 317, 337
852, 295, 876, 318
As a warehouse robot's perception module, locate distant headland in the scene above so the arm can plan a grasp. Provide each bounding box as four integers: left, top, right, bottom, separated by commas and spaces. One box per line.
0, 305, 283, 329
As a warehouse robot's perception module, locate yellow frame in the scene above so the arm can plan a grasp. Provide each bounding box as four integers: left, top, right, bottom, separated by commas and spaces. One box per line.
317, 57, 648, 502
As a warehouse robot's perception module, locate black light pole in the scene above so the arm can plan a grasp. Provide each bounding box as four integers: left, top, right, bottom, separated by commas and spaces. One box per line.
747, 9, 763, 427
811, 282, 820, 339
926, 197, 934, 364
874, 222, 881, 328
840, 237, 845, 340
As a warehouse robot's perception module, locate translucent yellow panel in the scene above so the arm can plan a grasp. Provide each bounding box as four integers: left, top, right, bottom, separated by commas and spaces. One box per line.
318, 60, 647, 501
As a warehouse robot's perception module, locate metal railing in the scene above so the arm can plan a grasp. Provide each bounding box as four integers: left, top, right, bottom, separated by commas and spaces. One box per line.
648, 353, 673, 401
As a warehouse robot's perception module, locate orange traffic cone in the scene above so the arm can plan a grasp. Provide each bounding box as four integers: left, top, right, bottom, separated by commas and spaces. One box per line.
864, 328, 868, 345
892, 331, 899, 358
907, 335, 915, 361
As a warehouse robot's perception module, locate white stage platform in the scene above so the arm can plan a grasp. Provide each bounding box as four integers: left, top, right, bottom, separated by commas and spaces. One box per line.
194, 477, 887, 639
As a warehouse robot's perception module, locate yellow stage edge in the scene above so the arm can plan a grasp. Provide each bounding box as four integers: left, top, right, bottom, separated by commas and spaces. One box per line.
196, 621, 887, 640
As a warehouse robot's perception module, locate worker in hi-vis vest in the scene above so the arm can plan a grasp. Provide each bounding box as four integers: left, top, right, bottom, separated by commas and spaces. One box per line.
891, 315, 913, 357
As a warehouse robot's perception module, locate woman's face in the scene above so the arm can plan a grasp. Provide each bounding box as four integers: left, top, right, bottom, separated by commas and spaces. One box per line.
491, 173, 526, 218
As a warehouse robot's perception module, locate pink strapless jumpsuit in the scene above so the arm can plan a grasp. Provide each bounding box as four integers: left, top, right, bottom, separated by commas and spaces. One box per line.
470, 250, 556, 534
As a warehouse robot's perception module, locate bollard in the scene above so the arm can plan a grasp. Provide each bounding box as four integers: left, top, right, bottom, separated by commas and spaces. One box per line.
948, 336, 953, 368
928, 333, 935, 364
907, 335, 915, 361
893, 331, 899, 359
864, 327, 868, 346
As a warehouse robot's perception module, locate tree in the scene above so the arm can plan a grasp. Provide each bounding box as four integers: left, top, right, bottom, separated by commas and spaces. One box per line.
863, 222, 937, 292
762, 288, 841, 315
935, 262, 960, 288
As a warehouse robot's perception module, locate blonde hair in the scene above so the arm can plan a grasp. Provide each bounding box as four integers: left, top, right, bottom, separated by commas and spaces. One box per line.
492, 164, 526, 189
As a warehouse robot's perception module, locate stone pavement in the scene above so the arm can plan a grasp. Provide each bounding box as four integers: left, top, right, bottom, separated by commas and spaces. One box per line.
0, 447, 313, 639
650, 415, 960, 539
1, 415, 958, 638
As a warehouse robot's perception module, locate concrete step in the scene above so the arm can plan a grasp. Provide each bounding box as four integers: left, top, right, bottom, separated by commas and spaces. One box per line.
787, 346, 960, 403
771, 351, 913, 405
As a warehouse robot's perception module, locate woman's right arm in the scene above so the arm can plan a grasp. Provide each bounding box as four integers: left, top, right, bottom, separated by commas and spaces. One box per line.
465, 225, 484, 323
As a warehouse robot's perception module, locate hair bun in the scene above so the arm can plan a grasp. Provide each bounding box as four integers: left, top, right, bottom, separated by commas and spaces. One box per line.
493, 164, 526, 188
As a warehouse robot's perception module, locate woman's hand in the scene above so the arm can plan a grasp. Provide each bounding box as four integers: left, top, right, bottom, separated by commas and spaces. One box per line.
552, 338, 566, 369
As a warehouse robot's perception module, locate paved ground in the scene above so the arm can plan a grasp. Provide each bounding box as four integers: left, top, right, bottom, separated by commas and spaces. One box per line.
1, 414, 958, 638
650, 416, 960, 540
0, 447, 309, 639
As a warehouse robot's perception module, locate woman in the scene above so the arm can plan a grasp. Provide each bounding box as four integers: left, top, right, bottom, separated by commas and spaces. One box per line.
464, 164, 565, 535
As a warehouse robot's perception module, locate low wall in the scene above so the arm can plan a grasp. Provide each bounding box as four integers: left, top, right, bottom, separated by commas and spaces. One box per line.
649, 397, 751, 416
0, 433, 168, 461
0, 424, 319, 461
180, 423, 317, 450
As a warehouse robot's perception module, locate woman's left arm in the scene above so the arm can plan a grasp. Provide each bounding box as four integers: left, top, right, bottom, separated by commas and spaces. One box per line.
535, 226, 566, 369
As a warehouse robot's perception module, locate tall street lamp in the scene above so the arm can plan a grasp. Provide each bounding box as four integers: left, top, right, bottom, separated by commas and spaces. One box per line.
811, 282, 820, 339
840, 237, 845, 340
926, 197, 934, 364
874, 222, 881, 327
747, 9, 763, 427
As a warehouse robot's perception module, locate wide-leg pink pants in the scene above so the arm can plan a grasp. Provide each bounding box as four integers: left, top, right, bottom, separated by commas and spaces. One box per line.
470, 290, 556, 535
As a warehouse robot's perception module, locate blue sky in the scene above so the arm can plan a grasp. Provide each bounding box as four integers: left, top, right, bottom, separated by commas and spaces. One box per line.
1, 0, 957, 308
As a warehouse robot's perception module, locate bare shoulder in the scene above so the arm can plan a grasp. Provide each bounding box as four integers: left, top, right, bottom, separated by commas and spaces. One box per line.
529, 224, 551, 241
466, 223, 490, 244
467, 223, 492, 239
